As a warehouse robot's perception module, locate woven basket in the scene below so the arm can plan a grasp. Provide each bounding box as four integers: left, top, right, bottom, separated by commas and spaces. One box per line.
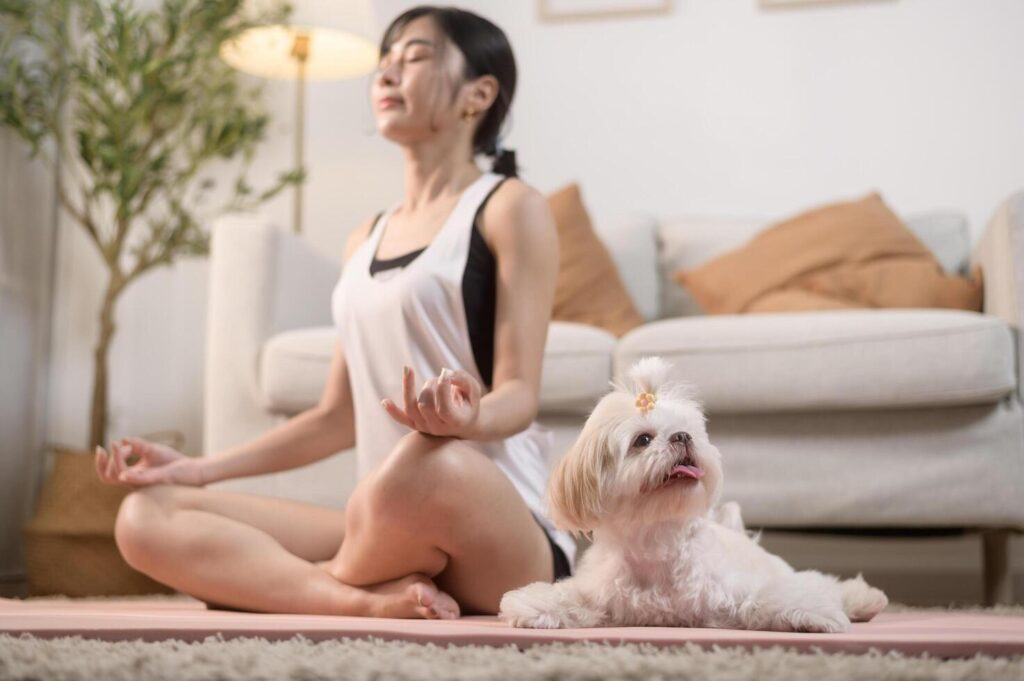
22, 447, 174, 596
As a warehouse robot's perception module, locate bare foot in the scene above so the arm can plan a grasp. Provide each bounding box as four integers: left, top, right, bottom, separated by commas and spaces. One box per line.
366, 573, 461, 620
315, 561, 459, 620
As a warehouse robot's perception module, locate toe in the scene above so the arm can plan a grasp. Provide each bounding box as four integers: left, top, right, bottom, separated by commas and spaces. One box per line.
431, 590, 460, 619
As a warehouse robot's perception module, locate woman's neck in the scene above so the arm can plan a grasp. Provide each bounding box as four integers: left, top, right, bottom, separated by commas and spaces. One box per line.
400, 145, 481, 214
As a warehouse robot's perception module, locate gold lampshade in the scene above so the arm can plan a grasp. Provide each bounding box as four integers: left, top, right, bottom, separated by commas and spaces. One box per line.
219, 0, 379, 78
219, 23, 378, 80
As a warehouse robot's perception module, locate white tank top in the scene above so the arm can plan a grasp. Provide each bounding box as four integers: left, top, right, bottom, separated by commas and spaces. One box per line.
331, 171, 577, 568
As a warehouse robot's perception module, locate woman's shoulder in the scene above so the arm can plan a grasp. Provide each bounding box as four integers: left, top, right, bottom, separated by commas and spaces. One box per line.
490, 175, 545, 210
340, 212, 383, 267
480, 176, 556, 248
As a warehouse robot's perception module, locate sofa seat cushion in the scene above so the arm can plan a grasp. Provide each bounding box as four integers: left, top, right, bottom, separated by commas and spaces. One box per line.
538, 321, 616, 414
615, 309, 1016, 413
260, 321, 615, 416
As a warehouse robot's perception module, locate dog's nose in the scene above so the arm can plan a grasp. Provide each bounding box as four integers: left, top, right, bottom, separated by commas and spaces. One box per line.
670, 432, 692, 444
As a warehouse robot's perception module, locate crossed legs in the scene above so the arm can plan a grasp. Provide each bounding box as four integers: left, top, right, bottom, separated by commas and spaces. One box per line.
113, 431, 554, 617
324, 431, 554, 614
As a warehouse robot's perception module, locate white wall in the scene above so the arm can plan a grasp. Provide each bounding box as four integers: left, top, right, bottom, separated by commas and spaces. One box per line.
35, 0, 1024, 593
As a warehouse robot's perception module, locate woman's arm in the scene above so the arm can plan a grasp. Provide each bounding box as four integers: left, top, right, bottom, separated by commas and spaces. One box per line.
461, 179, 559, 441
200, 341, 356, 483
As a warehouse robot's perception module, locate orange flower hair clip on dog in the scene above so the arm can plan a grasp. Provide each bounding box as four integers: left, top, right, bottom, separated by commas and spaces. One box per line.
635, 391, 657, 414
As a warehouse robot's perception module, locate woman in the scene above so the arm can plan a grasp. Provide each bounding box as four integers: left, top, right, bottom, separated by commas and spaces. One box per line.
94, 5, 573, 619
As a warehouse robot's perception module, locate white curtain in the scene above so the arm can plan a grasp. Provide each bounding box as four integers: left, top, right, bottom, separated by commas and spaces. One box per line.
0, 128, 58, 589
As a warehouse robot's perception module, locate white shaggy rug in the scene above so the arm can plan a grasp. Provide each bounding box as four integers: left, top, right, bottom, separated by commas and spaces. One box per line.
2, 632, 1023, 681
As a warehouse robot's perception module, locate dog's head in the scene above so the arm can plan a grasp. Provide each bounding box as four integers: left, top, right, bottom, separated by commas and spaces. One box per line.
547, 357, 723, 535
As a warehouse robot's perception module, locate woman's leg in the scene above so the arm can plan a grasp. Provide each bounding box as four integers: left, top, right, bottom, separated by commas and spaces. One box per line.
114, 484, 456, 618
326, 431, 556, 615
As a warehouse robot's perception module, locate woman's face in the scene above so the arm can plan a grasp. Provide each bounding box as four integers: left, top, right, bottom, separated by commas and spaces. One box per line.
371, 16, 481, 148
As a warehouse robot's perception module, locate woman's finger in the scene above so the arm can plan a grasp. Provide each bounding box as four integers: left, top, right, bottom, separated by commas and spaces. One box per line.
446, 369, 479, 401
123, 436, 158, 459
430, 374, 454, 421
382, 398, 415, 429
120, 466, 156, 487
417, 379, 448, 433
402, 366, 425, 427
437, 375, 458, 424
113, 441, 131, 476
105, 443, 120, 481
95, 446, 112, 483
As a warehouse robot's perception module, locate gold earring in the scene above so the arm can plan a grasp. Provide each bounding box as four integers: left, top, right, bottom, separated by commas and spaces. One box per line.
462, 109, 477, 121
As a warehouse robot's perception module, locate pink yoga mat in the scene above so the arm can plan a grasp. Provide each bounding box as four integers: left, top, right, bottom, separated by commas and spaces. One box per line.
2, 598, 1022, 658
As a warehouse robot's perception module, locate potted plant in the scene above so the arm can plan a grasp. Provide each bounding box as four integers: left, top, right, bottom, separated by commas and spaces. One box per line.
0, 0, 300, 595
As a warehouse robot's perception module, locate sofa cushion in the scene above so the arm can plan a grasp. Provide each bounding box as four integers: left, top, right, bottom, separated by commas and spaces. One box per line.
259, 328, 337, 415
593, 212, 660, 321
657, 210, 971, 318
614, 309, 1016, 413
260, 321, 615, 416
657, 215, 766, 319
547, 183, 645, 336
673, 193, 983, 315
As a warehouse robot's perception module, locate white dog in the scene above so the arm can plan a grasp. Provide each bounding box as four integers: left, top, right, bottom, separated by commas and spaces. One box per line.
500, 357, 888, 633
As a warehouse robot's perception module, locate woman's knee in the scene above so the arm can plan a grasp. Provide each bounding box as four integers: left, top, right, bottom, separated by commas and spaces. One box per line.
356, 433, 485, 523
113, 485, 180, 567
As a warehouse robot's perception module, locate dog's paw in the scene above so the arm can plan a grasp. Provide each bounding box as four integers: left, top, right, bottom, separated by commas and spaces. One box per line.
499, 582, 567, 629
782, 606, 851, 634
841, 573, 888, 622
500, 610, 566, 629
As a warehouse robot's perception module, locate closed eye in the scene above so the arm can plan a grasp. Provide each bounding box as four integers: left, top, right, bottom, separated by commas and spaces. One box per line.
631, 432, 653, 449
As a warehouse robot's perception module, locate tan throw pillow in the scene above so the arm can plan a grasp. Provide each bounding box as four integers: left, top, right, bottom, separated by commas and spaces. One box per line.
675, 192, 983, 314
547, 183, 644, 336
745, 288, 867, 314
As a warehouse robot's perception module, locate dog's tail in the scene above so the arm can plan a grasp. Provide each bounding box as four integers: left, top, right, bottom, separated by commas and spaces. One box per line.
613, 356, 700, 404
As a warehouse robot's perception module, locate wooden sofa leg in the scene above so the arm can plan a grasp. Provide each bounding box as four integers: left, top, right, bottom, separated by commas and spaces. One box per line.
981, 529, 1014, 605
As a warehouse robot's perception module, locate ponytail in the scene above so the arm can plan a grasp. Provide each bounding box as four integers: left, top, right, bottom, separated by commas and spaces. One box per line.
487, 140, 518, 178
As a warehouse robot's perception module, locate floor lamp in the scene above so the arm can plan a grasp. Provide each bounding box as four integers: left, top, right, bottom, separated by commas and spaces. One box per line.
219, 1, 378, 235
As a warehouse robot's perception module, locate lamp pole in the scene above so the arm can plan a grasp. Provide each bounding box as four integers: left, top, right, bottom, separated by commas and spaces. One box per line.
290, 31, 310, 235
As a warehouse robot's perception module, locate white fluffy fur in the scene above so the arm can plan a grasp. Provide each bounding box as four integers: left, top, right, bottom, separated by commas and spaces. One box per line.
500, 357, 888, 633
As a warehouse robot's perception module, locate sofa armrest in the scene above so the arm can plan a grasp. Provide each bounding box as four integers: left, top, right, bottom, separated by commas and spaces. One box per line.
203, 214, 340, 456
970, 189, 1024, 401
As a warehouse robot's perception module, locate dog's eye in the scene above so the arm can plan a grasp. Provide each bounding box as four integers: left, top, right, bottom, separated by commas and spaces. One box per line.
632, 433, 653, 448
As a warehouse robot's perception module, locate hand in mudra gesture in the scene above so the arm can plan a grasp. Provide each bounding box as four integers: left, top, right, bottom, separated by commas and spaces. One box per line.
94, 436, 205, 487
382, 366, 482, 438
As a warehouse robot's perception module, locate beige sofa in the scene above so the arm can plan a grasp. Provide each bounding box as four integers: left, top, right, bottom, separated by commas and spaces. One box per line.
203, 190, 1023, 604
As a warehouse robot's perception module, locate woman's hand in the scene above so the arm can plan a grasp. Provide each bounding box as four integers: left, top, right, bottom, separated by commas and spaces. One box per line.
381, 366, 482, 438
94, 436, 205, 487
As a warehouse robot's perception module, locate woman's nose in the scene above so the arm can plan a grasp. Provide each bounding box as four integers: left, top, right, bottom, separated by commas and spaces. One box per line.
377, 61, 401, 86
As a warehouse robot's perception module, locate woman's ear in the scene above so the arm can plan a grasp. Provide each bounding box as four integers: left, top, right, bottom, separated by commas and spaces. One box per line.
546, 424, 612, 535
467, 73, 499, 113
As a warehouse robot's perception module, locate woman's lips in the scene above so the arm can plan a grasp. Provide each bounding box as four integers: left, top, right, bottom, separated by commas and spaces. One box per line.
379, 98, 403, 109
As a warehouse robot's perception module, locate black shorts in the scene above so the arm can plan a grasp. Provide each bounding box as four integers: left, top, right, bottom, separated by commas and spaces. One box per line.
535, 516, 573, 581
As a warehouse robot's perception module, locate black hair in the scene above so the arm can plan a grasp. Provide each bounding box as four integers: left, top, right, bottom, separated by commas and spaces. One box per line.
379, 5, 519, 177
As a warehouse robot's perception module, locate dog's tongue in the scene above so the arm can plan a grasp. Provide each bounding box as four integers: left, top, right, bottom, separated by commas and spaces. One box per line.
671, 463, 705, 479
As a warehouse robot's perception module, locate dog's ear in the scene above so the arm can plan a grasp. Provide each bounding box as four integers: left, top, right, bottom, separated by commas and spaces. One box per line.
547, 426, 612, 535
